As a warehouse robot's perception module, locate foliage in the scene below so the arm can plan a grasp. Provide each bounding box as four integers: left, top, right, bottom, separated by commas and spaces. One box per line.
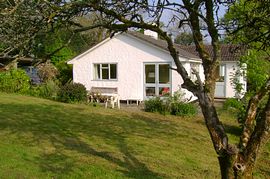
174, 32, 194, 45
223, 98, 246, 124
36, 62, 59, 83
168, 89, 189, 103
30, 80, 60, 100
144, 97, 168, 114
0, 69, 30, 94
57, 82, 87, 103
170, 102, 197, 116
226, 0, 270, 50
223, 98, 244, 112
33, 30, 76, 64
144, 90, 197, 117
240, 50, 270, 95
55, 61, 73, 85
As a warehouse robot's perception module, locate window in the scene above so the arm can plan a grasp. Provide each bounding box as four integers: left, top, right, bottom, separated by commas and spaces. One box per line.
144, 63, 171, 97
190, 62, 200, 81
217, 64, 225, 82
93, 63, 117, 80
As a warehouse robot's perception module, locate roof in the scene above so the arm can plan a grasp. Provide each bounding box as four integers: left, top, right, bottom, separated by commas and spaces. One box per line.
0, 56, 33, 66
127, 31, 200, 60
68, 30, 245, 64
180, 44, 246, 62
68, 31, 201, 64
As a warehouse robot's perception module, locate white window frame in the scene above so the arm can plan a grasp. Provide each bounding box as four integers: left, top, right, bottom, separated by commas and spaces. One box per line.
93, 63, 117, 80
144, 62, 172, 98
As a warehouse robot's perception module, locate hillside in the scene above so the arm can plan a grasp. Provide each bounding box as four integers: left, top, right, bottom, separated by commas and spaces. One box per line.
0, 93, 269, 178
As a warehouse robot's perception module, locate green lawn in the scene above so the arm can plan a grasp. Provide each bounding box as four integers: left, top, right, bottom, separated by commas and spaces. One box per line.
0, 93, 269, 178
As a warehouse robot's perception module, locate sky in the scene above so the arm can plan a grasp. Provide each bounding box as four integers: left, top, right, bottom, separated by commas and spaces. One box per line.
158, 1, 228, 42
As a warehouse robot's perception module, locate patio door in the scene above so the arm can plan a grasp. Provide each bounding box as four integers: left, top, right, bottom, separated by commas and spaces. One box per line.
144, 63, 171, 99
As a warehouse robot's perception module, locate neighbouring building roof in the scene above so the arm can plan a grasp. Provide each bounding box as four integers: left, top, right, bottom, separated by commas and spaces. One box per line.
180, 44, 247, 62
0, 57, 33, 69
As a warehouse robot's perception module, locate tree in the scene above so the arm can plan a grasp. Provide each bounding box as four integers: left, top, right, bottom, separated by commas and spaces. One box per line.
0, 1, 105, 65
1, 0, 269, 178
0, 1, 106, 83
225, 0, 270, 51
174, 32, 194, 45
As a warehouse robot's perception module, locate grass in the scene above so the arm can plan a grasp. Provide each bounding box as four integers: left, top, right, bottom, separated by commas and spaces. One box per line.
0, 93, 269, 178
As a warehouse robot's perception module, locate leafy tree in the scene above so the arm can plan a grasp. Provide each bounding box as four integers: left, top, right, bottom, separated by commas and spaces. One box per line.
33, 30, 76, 64
225, 0, 270, 50
174, 32, 194, 45
1, 0, 269, 178
241, 50, 270, 96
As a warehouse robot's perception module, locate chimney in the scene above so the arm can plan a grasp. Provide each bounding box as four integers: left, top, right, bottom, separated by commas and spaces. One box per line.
144, 29, 158, 40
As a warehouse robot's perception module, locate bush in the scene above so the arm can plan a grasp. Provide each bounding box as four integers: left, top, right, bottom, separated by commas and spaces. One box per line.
30, 80, 60, 100
171, 102, 197, 116
144, 90, 197, 117
57, 82, 87, 103
223, 98, 244, 111
37, 62, 59, 83
0, 69, 30, 94
234, 95, 269, 126
55, 61, 73, 85
144, 97, 168, 114
223, 98, 247, 125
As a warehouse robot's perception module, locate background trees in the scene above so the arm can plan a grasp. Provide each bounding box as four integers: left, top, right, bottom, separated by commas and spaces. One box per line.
174, 32, 194, 45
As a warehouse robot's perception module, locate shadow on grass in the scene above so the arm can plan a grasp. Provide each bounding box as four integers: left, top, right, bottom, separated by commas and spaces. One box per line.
194, 115, 242, 137
223, 123, 242, 137
0, 103, 173, 178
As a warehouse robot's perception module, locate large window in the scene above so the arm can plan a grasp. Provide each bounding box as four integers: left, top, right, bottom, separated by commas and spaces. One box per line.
145, 63, 171, 97
93, 63, 117, 80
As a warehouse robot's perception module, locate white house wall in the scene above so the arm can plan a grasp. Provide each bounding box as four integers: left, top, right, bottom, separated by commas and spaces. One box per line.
70, 33, 201, 101
224, 62, 246, 98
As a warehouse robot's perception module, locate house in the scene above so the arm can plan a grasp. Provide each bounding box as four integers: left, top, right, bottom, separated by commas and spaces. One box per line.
68, 31, 246, 102
181, 45, 247, 98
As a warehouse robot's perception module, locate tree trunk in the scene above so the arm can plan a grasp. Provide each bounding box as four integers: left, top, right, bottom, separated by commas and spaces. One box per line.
218, 154, 234, 179
217, 151, 255, 179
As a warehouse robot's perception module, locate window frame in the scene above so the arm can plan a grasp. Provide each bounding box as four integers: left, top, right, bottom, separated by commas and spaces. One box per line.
217, 64, 226, 82
144, 62, 172, 98
93, 63, 118, 81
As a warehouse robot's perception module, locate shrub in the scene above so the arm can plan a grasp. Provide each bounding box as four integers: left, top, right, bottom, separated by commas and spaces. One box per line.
30, 80, 60, 100
55, 61, 73, 85
223, 98, 244, 111
37, 62, 59, 83
236, 95, 269, 126
144, 90, 197, 117
223, 98, 248, 126
171, 102, 197, 116
57, 82, 87, 103
0, 69, 30, 94
144, 97, 169, 114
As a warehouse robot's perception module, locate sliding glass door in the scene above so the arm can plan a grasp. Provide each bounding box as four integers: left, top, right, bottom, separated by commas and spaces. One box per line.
144, 63, 171, 98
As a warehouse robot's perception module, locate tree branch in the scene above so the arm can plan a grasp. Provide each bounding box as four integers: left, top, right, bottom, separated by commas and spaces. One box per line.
240, 78, 270, 148
243, 91, 270, 173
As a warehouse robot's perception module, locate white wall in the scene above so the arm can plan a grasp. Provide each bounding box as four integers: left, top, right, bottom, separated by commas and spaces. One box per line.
69, 33, 202, 101
224, 62, 246, 98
